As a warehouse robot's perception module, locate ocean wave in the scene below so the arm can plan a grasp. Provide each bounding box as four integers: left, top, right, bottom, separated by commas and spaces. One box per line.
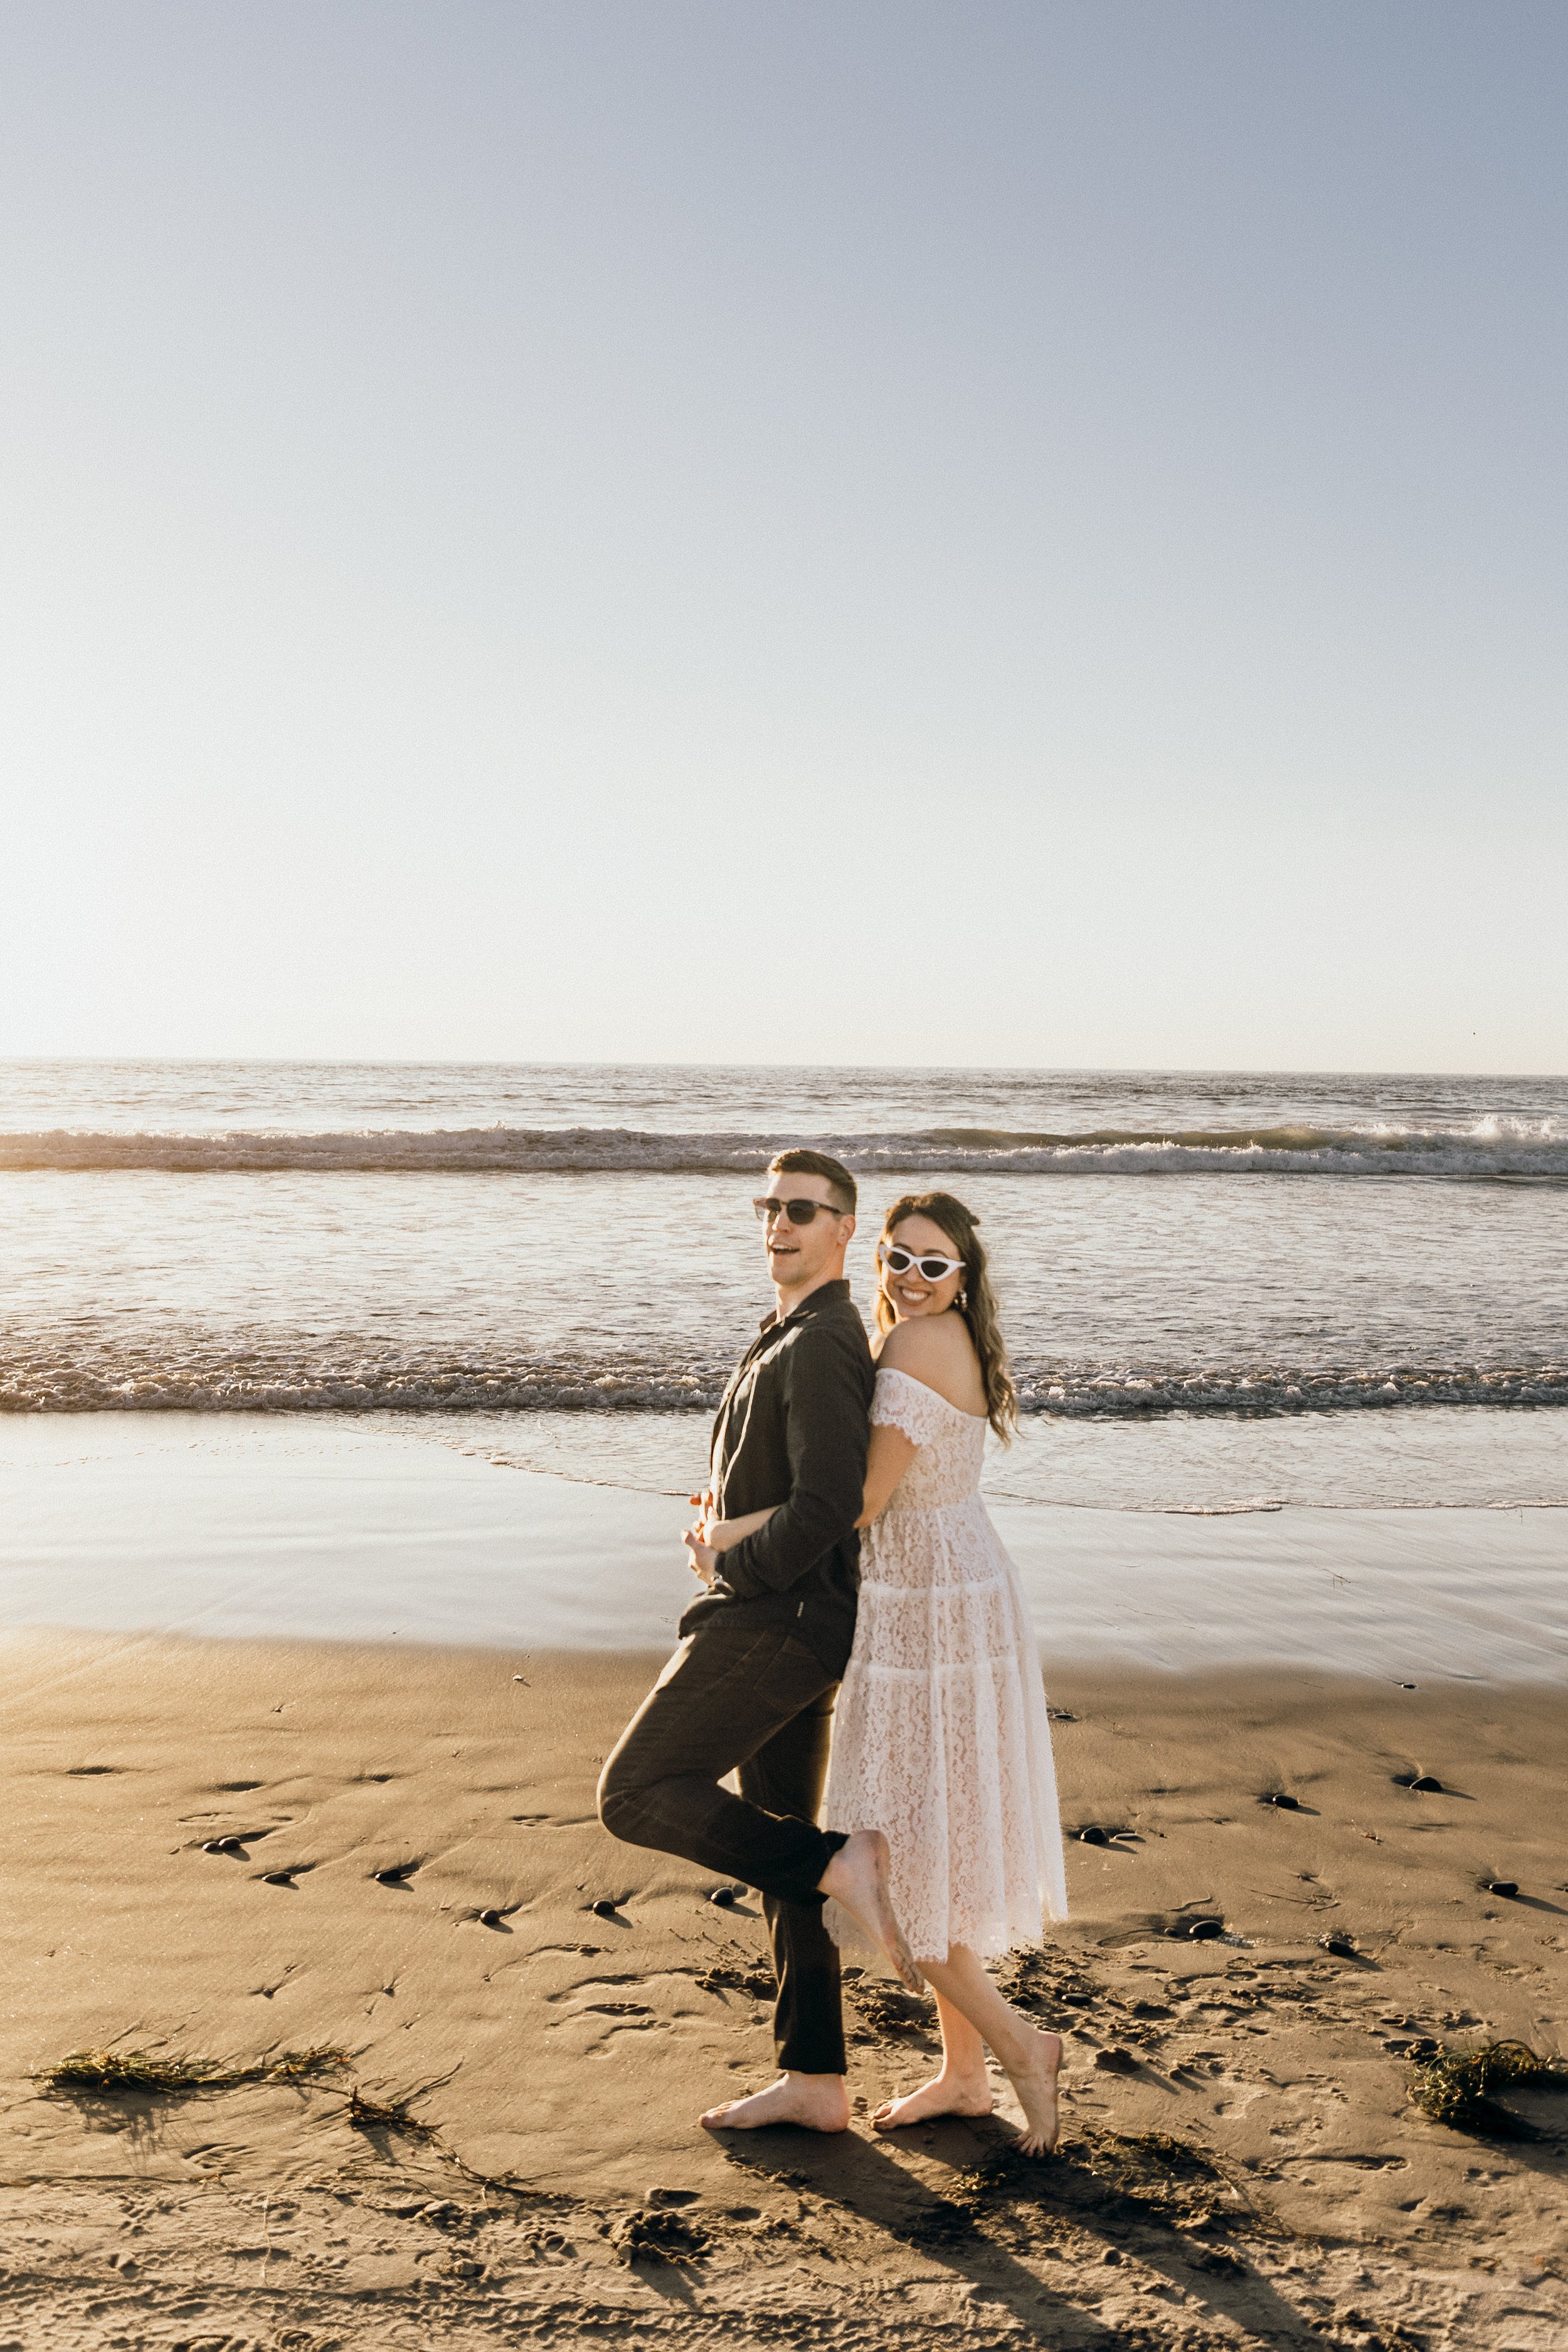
3, 1340, 1564, 1417
2, 1119, 1566, 1178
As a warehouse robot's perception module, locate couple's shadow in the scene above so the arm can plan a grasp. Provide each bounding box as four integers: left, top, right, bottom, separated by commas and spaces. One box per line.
712, 2109, 1321, 2346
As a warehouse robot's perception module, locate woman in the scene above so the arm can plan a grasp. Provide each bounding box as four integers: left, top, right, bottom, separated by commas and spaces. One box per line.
707, 1192, 1068, 2153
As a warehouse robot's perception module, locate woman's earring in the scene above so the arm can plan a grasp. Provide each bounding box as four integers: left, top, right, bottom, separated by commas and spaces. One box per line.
958, 1288, 968, 1309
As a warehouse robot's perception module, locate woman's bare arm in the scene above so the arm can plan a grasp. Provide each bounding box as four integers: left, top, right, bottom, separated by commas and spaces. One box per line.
697, 1504, 780, 1553
856, 1422, 918, 1527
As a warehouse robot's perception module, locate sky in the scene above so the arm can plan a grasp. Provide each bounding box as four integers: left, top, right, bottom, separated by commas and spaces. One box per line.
2, 1, 1564, 1071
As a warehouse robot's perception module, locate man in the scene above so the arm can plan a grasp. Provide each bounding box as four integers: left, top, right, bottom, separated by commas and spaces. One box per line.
598, 1147, 920, 2133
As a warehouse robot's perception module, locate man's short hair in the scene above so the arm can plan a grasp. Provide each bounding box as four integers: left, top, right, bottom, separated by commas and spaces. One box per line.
767, 1148, 857, 1216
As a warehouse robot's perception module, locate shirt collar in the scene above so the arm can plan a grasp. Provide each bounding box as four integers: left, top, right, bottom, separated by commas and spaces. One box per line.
757, 1276, 850, 1335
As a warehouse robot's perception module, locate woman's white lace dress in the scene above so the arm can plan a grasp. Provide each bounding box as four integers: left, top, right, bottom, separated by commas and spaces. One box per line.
823, 1367, 1067, 1964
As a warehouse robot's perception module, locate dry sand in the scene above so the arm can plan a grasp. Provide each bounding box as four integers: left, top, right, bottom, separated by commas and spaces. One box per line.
3, 1627, 1567, 2349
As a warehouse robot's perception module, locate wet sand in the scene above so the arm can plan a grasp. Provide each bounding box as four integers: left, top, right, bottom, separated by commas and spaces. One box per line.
4, 1628, 1567, 2348
4, 1410, 1565, 1678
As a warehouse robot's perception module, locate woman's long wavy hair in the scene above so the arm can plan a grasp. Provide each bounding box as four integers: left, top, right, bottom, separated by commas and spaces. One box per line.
874, 1190, 1017, 1442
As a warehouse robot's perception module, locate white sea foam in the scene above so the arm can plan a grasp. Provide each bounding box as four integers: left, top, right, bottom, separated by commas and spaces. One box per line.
2, 1120, 1565, 1177
3, 1067, 1564, 1441
1, 1337, 1562, 1417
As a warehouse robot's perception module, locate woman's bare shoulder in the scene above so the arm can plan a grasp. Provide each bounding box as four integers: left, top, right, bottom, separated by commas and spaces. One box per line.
881, 1310, 972, 1358
877, 1314, 982, 1406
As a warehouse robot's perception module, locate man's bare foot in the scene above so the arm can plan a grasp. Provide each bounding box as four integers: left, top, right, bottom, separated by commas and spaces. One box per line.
872, 2069, 993, 2131
818, 1831, 925, 1993
699, 2072, 850, 2133
1004, 2027, 1062, 2156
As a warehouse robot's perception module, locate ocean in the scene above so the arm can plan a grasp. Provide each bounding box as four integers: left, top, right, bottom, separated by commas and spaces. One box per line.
2, 1059, 1564, 1421
2, 1061, 1564, 1671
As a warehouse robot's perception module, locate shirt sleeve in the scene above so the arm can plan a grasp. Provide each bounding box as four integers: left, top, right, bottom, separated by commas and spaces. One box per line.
719, 1321, 871, 1601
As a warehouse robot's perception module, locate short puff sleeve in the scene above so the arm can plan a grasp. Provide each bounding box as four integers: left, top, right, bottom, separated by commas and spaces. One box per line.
869, 1366, 959, 1449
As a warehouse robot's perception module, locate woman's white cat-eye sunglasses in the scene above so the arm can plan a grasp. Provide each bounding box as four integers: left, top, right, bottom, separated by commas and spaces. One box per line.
877, 1241, 965, 1282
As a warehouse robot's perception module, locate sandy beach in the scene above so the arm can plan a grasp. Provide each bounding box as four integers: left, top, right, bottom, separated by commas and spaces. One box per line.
6, 1626, 1567, 2349
8, 0, 1568, 2321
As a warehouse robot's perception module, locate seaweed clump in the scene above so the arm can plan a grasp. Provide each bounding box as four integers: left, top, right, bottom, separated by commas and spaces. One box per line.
346, 2085, 445, 2141
41, 2047, 346, 2096
1409, 2041, 1568, 2139
345, 2084, 569, 2211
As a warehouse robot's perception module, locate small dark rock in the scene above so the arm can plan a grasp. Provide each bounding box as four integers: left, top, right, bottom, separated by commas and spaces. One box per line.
707, 1887, 736, 1907
479, 1907, 504, 1927
591, 1897, 620, 1918
1409, 1774, 1444, 1793
374, 1867, 414, 1885
262, 1870, 294, 1886
1319, 1934, 1357, 1958
1187, 1919, 1226, 1941
1483, 1880, 1518, 1899
1260, 1793, 1300, 1810
1076, 1826, 1110, 1847
1101, 2246, 1123, 2264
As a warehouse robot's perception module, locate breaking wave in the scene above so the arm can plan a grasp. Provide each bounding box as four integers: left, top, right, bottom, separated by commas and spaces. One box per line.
3, 1118, 1566, 1178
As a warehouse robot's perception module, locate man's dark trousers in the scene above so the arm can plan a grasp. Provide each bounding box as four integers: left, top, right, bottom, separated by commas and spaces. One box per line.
597, 1617, 849, 2076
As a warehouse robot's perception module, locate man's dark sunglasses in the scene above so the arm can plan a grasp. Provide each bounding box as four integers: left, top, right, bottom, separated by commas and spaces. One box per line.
753, 1195, 847, 1226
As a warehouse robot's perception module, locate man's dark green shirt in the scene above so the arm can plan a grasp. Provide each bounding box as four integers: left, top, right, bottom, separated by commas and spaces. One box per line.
678, 1278, 874, 1675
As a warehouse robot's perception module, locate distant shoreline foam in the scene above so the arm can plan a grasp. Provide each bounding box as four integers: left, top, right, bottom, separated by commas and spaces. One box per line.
1, 1119, 1566, 1179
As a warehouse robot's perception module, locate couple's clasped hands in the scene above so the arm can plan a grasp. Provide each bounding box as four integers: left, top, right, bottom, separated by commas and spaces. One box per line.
682, 1490, 776, 1587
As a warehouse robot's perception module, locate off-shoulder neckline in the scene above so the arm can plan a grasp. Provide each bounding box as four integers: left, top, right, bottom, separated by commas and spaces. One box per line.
876, 1364, 988, 1422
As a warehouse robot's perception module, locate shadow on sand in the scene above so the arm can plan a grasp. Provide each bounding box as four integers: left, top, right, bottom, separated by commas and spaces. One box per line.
715, 2111, 1328, 2344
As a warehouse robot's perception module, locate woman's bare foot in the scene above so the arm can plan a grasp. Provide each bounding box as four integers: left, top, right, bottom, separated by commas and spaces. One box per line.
1004, 2027, 1062, 2155
817, 1831, 925, 1993
872, 2068, 993, 2131
699, 2072, 850, 2133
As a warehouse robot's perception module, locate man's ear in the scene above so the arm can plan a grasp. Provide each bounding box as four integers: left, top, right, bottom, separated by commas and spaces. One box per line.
841, 1214, 857, 1239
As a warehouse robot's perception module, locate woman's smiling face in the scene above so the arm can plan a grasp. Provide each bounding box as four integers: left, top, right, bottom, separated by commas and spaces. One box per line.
879, 1212, 965, 1321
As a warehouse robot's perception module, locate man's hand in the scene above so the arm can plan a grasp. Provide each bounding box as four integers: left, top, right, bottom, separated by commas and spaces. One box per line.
687, 1488, 715, 1542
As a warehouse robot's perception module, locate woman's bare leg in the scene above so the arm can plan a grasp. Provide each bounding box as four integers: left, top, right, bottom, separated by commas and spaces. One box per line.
872, 1986, 992, 2129
878, 1943, 1062, 2154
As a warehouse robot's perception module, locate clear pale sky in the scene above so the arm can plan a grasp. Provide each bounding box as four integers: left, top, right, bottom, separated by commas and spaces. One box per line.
3, 3, 1564, 1070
